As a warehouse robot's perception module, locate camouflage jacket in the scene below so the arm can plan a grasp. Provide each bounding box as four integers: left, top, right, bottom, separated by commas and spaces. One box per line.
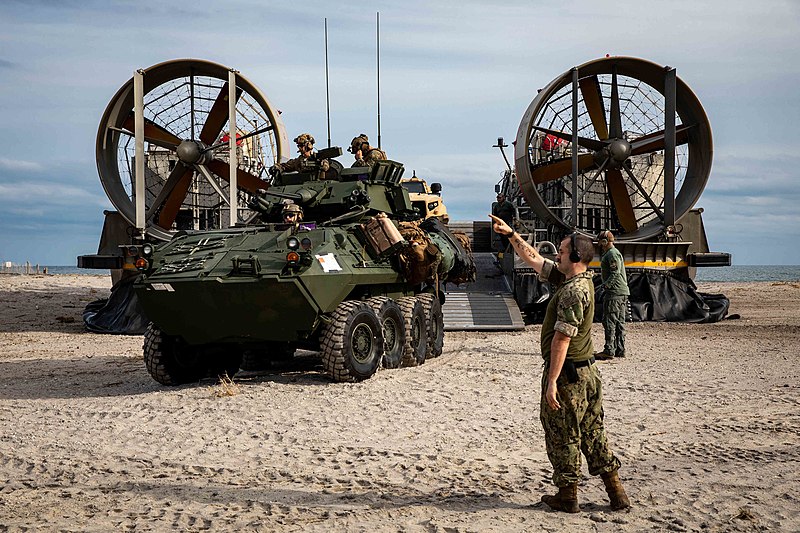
352, 147, 387, 168
538, 259, 595, 363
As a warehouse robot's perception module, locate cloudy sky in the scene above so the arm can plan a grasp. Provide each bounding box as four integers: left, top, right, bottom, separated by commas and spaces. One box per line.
1, 0, 798, 265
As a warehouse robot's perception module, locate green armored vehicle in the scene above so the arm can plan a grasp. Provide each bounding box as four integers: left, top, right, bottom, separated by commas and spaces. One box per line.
132, 152, 475, 385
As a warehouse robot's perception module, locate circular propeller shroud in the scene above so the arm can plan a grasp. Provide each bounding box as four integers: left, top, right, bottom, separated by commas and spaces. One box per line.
513, 56, 713, 241
96, 59, 289, 241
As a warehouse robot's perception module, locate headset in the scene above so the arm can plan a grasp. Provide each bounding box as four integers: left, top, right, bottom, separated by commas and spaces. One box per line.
597, 230, 612, 246
569, 232, 581, 263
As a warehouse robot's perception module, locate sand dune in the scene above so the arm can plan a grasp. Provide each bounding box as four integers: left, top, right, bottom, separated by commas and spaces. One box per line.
0, 274, 798, 531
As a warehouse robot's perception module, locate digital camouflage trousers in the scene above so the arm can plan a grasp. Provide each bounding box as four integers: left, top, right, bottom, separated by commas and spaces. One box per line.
540, 363, 621, 487
602, 295, 627, 355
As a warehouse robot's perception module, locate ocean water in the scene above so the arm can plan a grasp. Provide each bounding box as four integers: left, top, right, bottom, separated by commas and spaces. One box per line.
694, 265, 800, 283
4, 265, 799, 282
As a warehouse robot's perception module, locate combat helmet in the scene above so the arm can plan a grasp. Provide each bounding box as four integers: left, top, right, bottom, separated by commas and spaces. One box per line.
294, 133, 315, 147
282, 202, 303, 216
348, 134, 369, 154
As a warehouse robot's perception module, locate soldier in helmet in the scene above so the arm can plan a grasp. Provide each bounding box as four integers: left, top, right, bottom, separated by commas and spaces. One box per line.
269, 133, 329, 176
281, 202, 303, 224
348, 134, 387, 168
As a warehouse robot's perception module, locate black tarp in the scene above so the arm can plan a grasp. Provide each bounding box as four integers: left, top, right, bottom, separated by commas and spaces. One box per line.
516, 269, 729, 324
83, 274, 149, 334
604, 270, 729, 323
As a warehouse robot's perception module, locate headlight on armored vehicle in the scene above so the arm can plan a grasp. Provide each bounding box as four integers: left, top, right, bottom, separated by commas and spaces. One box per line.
142, 243, 154, 257
301, 237, 312, 251
286, 251, 300, 264
287, 236, 300, 250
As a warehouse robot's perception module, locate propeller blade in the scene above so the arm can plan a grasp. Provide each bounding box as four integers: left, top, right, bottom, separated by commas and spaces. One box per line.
206, 159, 271, 193
146, 162, 191, 222
605, 168, 637, 232
123, 112, 181, 150
629, 124, 693, 156
531, 154, 596, 184
154, 165, 194, 229
579, 75, 609, 140
609, 66, 622, 139
532, 125, 605, 152
199, 83, 243, 146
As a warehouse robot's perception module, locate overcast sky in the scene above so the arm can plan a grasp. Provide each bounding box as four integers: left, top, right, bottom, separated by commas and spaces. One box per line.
1, 0, 798, 265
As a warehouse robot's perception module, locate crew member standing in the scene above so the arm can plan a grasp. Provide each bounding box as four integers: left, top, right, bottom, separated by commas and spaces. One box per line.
489, 214, 631, 513
595, 230, 629, 360
492, 192, 515, 253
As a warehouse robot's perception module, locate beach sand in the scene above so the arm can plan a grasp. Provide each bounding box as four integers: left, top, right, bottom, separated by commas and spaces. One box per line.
0, 274, 798, 532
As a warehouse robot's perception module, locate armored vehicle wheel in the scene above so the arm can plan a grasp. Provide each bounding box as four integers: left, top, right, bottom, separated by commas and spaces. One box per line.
417, 293, 444, 358
366, 297, 406, 369
397, 297, 428, 367
143, 323, 205, 385
321, 301, 384, 382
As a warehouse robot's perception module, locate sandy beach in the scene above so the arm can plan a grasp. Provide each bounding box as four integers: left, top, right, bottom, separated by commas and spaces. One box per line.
0, 274, 798, 532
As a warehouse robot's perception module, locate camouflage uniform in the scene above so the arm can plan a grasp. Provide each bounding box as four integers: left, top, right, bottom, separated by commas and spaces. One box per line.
538, 259, 622, 487
272, 133, 328, 174
353, 147, 387, 168
349, 134, 387, 168
600, 246, 629, 356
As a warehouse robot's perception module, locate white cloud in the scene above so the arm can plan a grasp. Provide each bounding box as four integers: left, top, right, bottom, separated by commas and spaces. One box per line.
0, 157, 44, 172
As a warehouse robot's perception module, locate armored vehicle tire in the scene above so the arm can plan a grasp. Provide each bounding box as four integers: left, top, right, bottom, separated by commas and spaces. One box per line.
143, 323, 206, 385
366, 297, 406, 369
240, 343, 296, 371
417, 293, 444, 358
321, 301, 384, 382
397, 297, 428, 367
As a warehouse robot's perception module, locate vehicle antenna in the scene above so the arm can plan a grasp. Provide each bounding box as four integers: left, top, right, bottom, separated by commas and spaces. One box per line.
324, 18, 331, 148
376, 11, 381, 150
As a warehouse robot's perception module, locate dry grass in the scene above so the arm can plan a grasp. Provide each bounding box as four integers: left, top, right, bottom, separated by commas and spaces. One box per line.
213, 373, 241, 397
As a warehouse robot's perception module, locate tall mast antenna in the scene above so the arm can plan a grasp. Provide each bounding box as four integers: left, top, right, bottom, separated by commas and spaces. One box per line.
324, 18, 331, 148
376, 11, 381, 150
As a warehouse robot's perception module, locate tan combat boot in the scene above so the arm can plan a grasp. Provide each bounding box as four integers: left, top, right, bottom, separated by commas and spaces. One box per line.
541, 483, 579, 513
601, 470, 631, 510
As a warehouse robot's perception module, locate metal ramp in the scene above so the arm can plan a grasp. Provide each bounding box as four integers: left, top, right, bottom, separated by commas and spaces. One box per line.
443, 252, 525, 331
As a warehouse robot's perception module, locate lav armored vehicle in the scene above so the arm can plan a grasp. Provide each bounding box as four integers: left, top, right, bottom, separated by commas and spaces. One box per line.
131, 153, 474, 385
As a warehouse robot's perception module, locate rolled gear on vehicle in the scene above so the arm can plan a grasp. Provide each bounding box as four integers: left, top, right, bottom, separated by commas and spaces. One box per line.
420, 217, 476, 285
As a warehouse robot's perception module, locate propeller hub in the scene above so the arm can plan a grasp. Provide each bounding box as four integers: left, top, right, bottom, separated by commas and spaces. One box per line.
608, 139, 632, 163
176, 140, 212, 165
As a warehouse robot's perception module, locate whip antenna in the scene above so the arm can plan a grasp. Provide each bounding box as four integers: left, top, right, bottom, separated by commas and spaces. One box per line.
376, 11, 381, 150
324, 18, 331, 148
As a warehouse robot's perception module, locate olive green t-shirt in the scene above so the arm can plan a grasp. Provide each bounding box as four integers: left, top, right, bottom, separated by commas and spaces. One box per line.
539, 259, 595, 363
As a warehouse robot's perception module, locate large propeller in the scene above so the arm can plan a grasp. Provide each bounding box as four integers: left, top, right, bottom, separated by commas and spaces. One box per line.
514, 56, 713, 241
97, 59, 289, 241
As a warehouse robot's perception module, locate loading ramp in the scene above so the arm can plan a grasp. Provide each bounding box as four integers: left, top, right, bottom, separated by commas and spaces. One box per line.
443, 252, 525, 331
